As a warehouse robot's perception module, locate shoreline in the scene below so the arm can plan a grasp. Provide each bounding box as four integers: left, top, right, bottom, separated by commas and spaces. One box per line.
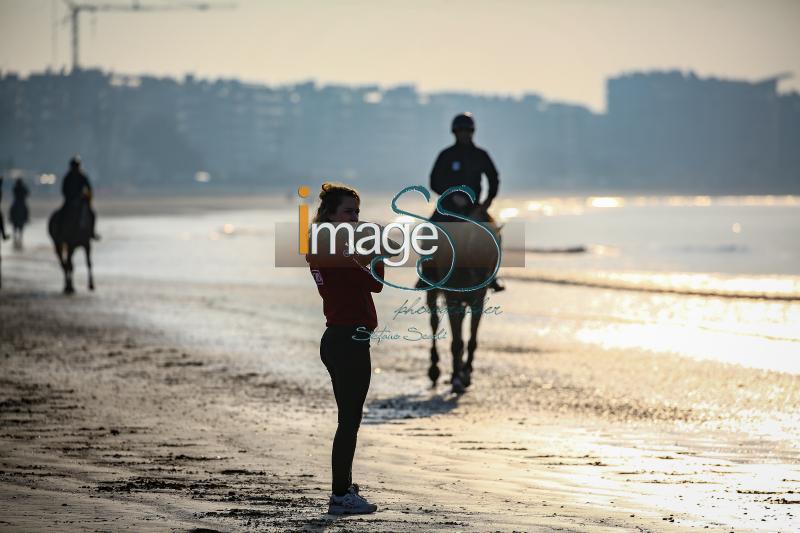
21, 193, 296, 219
16, 189, 800, 221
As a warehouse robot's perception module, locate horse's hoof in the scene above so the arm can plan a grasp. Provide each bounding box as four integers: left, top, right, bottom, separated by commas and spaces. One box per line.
64, 286, 75, 295
451, 377, 465, 394
463, 364, 472, 387
89, 284, 95, 291
428, 364, 441, 385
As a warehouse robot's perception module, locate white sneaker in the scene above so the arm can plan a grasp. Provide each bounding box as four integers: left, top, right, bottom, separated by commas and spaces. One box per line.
327, 490, 378, 515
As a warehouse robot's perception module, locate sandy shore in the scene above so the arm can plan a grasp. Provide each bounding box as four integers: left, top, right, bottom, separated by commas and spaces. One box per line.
1, 205, 799, 531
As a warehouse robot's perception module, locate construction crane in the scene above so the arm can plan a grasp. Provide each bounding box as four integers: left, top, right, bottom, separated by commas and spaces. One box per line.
61, 1, 236, 72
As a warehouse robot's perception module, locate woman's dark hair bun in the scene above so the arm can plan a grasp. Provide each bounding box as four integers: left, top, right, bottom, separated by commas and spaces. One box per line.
320, 182, 333, 198
312, 182, 360, 224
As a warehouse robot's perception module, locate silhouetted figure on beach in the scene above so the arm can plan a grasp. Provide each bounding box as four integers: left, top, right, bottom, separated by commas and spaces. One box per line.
9, 177, 30, 249
61, 156, 99, 241
49, 156, 97, 293
306, 183, 381, 515
0, 177, 8, 243
410, 114, 505, 392
425, 112, 504, 293
0, 177, 9, 289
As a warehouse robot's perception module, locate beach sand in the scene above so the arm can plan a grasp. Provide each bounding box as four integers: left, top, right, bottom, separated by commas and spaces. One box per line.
1, 200, 799, 531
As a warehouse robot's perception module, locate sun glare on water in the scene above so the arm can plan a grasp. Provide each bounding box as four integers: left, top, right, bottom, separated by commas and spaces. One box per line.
499, 207, 519, 220
588, 197, 625, 208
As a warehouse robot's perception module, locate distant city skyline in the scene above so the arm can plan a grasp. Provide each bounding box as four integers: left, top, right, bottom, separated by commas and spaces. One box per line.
3, 69, 797, 193
1, 0, 798, 112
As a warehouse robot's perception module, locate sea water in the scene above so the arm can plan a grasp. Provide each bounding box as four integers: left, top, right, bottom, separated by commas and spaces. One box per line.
8, 193, 800, 374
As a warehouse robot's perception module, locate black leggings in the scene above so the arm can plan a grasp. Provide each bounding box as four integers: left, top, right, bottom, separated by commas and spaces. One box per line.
320, 326, 372, 496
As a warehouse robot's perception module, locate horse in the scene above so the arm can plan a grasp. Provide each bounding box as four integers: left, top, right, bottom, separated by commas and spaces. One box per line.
418, 208, 502, 394
48, 201, 95, 294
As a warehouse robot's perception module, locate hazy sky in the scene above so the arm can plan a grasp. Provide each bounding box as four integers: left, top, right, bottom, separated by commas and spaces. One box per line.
1, 0, 798, 111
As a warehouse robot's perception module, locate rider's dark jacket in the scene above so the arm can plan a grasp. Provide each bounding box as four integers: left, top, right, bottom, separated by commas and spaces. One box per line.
430, 141, 499, 216
62, 169, 91, 206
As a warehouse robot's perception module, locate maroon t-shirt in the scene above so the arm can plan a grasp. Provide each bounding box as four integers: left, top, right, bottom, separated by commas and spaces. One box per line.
307, 255, 385, 330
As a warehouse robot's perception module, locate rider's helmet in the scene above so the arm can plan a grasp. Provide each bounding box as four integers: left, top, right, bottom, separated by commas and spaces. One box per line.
451, 112, 475, 133
69, 155, 81, 169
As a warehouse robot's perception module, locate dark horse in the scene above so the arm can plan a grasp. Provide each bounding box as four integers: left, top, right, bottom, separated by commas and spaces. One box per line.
420, 209, 501, 394
48, 201, 95, 294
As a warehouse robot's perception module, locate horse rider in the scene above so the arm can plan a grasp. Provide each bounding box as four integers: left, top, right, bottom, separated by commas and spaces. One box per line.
61, 156, 99, 240
10, 177, 30, 240
0, 177, 9, 242
428, 112, 504, 292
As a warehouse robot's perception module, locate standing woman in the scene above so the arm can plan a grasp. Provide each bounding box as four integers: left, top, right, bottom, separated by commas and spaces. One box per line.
306, 183, 382, 515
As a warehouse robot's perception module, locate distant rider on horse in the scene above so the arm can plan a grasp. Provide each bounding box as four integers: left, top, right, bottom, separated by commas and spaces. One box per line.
0, 176, 9, 242
10, 177, 30, 246
61, 156, 99, 241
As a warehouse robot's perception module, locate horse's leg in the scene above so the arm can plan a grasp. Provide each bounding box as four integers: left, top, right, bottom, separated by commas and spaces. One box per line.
64, 244, 75, 294
427, 289, 441, 386
464, 292, 486, 388
52, 241, 66, 292
447, 298, 466, 393
84, 244, 94, 291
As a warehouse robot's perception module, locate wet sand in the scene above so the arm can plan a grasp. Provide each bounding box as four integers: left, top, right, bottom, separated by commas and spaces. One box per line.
1, 201, 799, 531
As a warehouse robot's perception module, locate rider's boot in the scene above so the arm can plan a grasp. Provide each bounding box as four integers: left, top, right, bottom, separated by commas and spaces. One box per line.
90, 216, 100, 241
489, 278, 505, 292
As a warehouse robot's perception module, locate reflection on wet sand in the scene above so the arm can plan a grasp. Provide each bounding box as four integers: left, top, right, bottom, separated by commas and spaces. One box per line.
1, 196, 798, 530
